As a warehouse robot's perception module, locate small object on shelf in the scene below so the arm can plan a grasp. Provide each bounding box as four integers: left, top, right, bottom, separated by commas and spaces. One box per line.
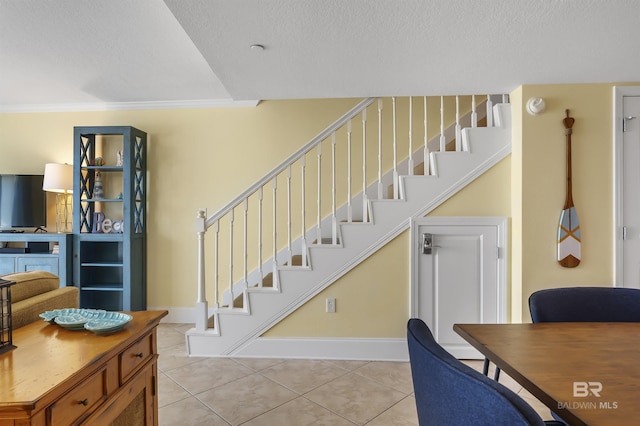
116, 151, 123, 166
93, 171, 104, 199
91, 212, 124, 234
0, 278, 16, 354
95, 157, 105, 166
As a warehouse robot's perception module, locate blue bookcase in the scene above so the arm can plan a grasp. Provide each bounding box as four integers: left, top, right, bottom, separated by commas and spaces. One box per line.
73, 126, 147, 311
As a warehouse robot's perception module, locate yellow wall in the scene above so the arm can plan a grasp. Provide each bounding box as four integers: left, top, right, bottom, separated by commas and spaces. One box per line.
515, 83, 625, 320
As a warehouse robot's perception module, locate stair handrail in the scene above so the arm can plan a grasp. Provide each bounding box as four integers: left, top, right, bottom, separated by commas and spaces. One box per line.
204, 97, 377, 230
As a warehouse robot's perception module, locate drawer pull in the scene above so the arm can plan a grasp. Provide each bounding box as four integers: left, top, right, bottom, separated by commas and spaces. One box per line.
79, 398, 89, 406
134, 353, 144, 358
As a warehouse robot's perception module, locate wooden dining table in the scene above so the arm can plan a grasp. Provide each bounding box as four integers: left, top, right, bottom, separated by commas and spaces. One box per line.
453, 322, 640, 426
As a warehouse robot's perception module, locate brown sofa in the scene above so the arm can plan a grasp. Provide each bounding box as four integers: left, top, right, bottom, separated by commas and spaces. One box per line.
1, 270, 79, 329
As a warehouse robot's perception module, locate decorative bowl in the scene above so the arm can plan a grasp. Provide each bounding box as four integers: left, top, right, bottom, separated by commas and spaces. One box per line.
55, 313, 90, 330
40, 309, 130, 334
40, 308, 105, 323
84, 313, 132, 334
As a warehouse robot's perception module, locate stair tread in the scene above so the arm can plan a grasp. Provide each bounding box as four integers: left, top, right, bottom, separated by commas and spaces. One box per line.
313, 238, 341, 245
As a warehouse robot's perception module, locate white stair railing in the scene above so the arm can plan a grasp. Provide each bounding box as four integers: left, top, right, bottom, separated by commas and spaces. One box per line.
194, 95, 503, 332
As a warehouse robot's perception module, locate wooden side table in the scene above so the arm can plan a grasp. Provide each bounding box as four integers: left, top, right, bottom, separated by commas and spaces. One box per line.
0, 310, 167, 425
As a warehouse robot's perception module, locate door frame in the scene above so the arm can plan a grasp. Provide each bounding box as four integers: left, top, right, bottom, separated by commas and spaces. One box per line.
613, 86, 640, 287
409, 216, 508, 322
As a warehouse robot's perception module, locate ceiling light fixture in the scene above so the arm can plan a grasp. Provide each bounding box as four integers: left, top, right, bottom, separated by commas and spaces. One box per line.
250, 44, 265, 52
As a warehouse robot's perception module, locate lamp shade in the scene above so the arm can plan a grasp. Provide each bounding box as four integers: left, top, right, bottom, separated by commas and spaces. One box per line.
43, 163, 73, 193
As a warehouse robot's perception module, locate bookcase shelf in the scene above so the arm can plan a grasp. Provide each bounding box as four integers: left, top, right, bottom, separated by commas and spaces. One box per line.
73, 126, 147, 311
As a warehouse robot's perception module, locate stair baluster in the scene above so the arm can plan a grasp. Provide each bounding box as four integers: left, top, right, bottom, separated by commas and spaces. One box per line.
243, 198, 248, 294
228, 209, 234, 307
287, 166, 292, 267
272, 178, 278, 288
316, 141, 322, 245
347, 120, 353, 222
471, 95, 478, 128
392, 97, 399, 199
377, 99, 384, 199
408, 96, 414, 175
423, 96, 429, 175
486, 94, 494, 127
331, 133, 338, 244
362, 108, 368, 221
455, 96, 462, 151
257, 188, 263, 288
439, 96, 446, 152
300, 158, 307, 267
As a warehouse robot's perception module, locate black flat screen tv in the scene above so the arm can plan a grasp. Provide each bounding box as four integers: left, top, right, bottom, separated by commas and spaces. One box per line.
0, 174, 47, 230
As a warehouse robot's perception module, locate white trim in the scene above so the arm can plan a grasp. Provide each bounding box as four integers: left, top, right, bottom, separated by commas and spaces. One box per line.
232, 337, 408, 361
151, 306, 213, 324
0, 99, 260, 113
613, 86, 640, 287
409, 216, 508, 323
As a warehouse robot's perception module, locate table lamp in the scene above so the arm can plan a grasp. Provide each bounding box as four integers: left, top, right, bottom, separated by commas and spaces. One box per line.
43, 163, 73, 233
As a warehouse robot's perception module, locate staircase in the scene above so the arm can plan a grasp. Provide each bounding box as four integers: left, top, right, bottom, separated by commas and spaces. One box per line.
187, 96, 511, 357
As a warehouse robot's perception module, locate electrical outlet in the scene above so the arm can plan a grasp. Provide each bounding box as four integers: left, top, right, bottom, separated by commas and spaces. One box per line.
326, 298, 336, 313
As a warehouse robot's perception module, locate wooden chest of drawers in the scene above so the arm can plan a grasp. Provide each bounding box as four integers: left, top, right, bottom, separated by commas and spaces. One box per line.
0, 310, 167, 425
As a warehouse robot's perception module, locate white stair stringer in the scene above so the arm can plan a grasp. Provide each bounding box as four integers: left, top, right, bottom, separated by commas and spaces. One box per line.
186, 104, 512, 357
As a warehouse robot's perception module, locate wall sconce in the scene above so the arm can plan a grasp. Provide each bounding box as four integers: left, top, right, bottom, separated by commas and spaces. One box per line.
43, 163, 73, 233
526, 97, 547, 116
0, 278, 16, 354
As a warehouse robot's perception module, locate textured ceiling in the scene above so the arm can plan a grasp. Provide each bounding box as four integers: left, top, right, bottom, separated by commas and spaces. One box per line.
2, 0, 640, 111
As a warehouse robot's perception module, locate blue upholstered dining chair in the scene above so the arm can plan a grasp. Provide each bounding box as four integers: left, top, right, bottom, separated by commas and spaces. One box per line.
407, 318, 564, 426
529, 286, 640, 323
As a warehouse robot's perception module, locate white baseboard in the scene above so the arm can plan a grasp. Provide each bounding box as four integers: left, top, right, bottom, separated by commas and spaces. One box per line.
233, 337, 409, 361
150, 306, 212, 324
168, 306, 409, 361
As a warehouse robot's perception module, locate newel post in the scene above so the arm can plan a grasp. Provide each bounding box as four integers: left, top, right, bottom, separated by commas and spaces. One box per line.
195, 209, 208, 331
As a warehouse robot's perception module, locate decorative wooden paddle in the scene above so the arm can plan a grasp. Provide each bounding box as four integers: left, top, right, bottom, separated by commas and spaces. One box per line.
557, 109, 580, 267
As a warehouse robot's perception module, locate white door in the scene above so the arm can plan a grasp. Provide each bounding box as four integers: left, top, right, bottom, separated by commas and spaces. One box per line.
615, 87, 640, 288
411, 217, 507, 359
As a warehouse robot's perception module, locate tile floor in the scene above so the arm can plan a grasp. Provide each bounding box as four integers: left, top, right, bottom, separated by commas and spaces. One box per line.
157, 323, 553, 425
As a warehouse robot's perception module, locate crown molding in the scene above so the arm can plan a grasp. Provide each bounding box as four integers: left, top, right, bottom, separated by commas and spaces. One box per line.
0, 99, 260, 113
